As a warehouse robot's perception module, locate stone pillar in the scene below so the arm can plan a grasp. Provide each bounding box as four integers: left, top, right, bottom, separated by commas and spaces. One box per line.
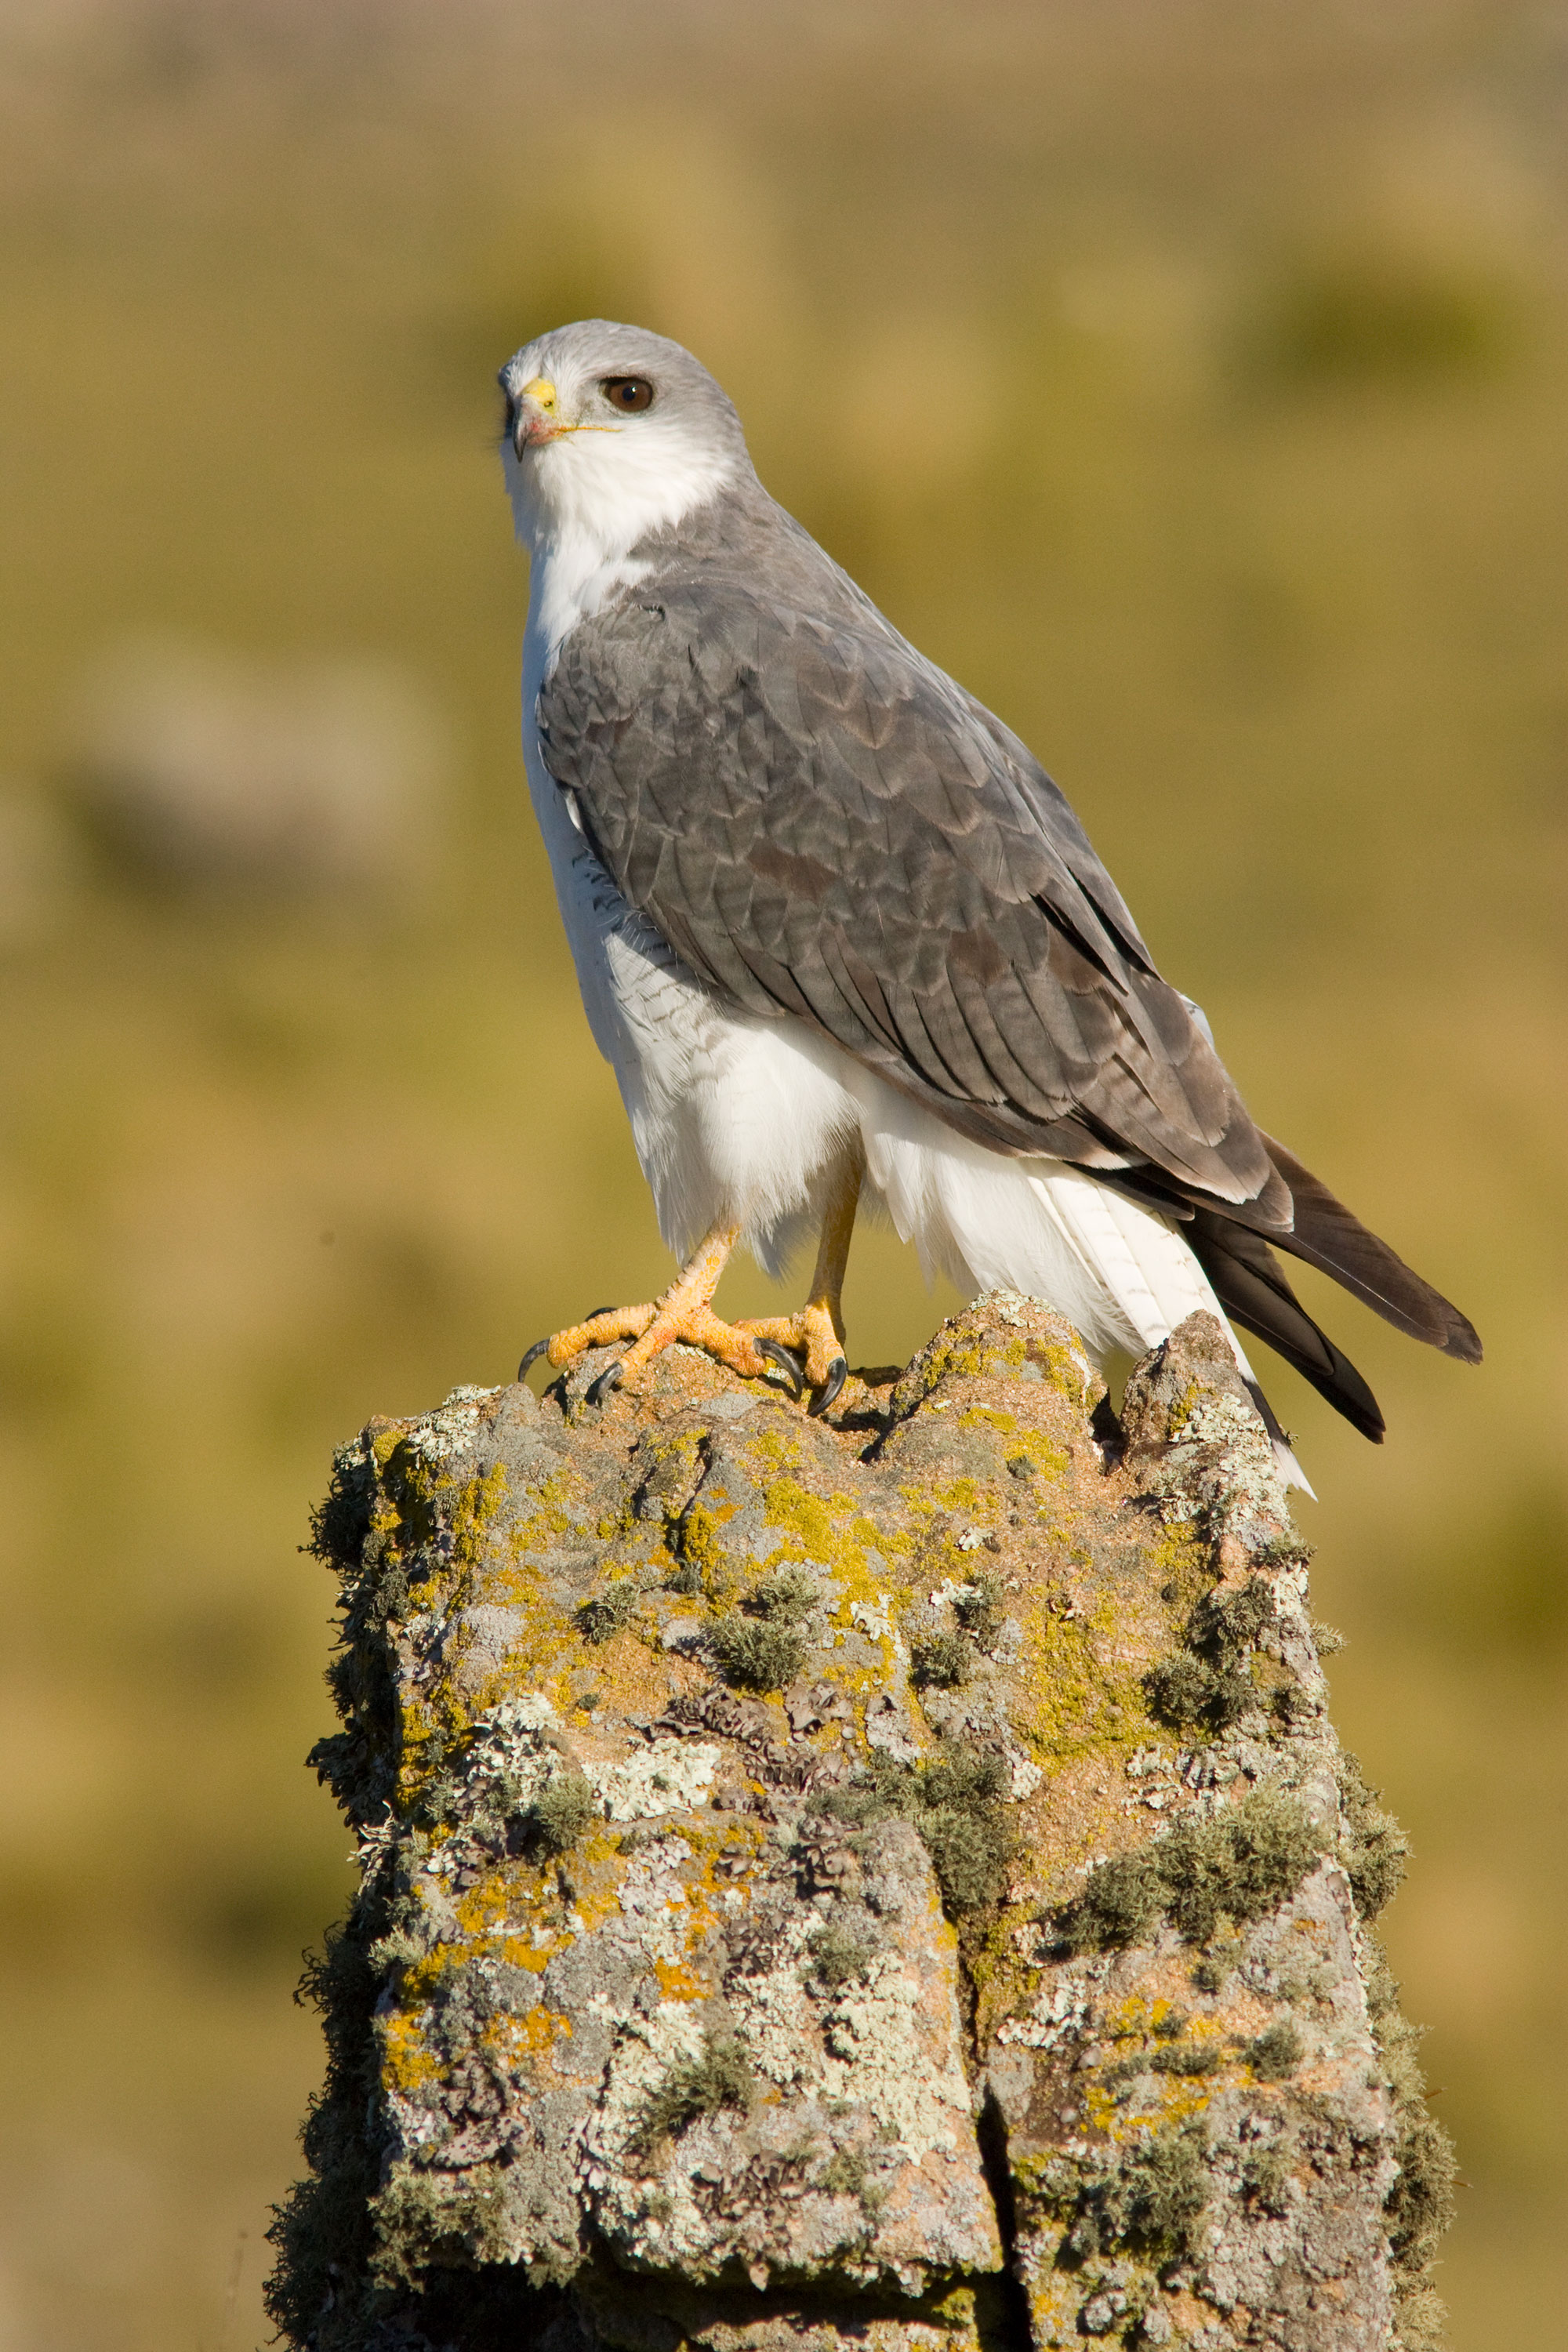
267, 1300, 1451, 2352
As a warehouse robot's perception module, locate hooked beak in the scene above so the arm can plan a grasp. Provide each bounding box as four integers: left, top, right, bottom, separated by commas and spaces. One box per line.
509, 375, 564, 456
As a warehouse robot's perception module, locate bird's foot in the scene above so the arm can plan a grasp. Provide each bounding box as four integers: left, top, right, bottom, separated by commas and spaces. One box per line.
518, 1304, 657, 1383
519, 1295, 782, 1406
517, 1222, 848, 1410
735, 1303, 849, 1414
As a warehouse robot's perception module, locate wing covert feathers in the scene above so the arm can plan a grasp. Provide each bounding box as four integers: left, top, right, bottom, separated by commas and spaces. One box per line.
539, 490, 1284, 1214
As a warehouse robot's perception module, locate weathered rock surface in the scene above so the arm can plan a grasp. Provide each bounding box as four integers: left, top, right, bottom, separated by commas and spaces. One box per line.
267, 1299, 1452, 2352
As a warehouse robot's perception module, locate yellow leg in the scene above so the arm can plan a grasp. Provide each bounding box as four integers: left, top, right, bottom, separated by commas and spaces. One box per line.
519, 1157, 864, 1410
519, 1221, 775, 1398
738, 1152, 862, 1410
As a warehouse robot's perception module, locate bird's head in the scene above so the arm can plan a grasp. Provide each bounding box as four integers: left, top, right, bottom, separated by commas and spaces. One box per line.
499, 321, 750, 557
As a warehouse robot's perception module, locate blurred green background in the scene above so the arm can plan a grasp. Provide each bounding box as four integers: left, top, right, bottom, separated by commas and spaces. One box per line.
0, 2, 1563, 2343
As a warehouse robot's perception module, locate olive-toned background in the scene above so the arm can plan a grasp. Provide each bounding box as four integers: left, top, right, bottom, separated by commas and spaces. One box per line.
0, 3, 1562, 2345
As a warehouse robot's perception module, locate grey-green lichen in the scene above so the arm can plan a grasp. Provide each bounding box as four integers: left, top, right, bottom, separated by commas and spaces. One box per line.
1060, 1784, 1329, 1954
575, 1575, 642, 1643
629, 2028, 756, 2164
806, 1920, 876, 1990
952, 1570, 1006, 1649
1245, 2017, 1304, 2080
528, 1769, 596, 1855
1338, 1748, 1411, 1921
1025, 2116, 1211, 2268
1367, 1943, 1457, 2350
707, 1612, 808, 1691
816, 1743, 1017, 1917
909, 1627, 974, 1687
1142, 1572, 1287, 1735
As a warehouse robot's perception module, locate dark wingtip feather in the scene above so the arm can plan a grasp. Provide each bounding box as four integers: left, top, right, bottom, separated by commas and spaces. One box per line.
1261, 1133, 1483, 1363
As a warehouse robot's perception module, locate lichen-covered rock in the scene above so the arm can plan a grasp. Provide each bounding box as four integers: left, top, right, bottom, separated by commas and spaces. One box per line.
268, 1304, 1451, 2352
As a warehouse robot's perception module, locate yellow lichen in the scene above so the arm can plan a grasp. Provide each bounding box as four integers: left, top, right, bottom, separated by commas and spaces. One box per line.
499, 2005, 573, 2057
653, 1956, 710, 2002
1008, 1434, 1069, 1484
676, 1497, 742, 1599
931, 1477, 981, 1512
379, 2007, 442, 2095
1014, 1596, 1150, 1770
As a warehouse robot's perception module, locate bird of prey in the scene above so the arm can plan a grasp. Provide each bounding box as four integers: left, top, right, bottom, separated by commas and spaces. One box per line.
503, 321, 1479, 1477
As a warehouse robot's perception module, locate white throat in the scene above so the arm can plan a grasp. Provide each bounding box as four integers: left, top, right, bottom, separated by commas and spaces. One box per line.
505, 428, 740, 682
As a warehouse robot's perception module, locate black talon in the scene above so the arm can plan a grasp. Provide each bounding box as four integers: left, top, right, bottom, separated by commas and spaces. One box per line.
521, 1308, 620, 1383
585, 1359, 624, 1407
809, 1356, 849, 1415
757, 1338, 806, 1393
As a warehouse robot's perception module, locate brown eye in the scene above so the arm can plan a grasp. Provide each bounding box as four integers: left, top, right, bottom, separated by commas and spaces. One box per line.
601, 375, 654, 412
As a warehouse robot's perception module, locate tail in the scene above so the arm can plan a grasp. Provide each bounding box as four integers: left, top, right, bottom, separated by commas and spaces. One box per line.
1258, 1135, 1483, 1364
1185, 1134, 1480, 1450
1015, 1165, 1319, 1491
860, 1102, 1478, 1479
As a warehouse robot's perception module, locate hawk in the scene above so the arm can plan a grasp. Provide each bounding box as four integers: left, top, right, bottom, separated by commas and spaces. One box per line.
502, 322, 1479, 1478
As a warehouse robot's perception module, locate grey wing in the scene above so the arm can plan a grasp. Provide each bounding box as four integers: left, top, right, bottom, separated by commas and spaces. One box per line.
537, 563, 1290, 1223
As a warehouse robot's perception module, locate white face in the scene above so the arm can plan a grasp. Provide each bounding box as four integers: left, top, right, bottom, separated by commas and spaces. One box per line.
499, 326, 748, 559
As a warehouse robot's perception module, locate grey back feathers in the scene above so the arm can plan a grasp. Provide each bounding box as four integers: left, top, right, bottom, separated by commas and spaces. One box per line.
529, 326, 1480, 1431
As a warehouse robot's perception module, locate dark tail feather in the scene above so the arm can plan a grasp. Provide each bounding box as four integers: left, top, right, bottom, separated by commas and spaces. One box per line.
1258, 1134, 1483, 1364
1189, 1210, 1387, 1443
